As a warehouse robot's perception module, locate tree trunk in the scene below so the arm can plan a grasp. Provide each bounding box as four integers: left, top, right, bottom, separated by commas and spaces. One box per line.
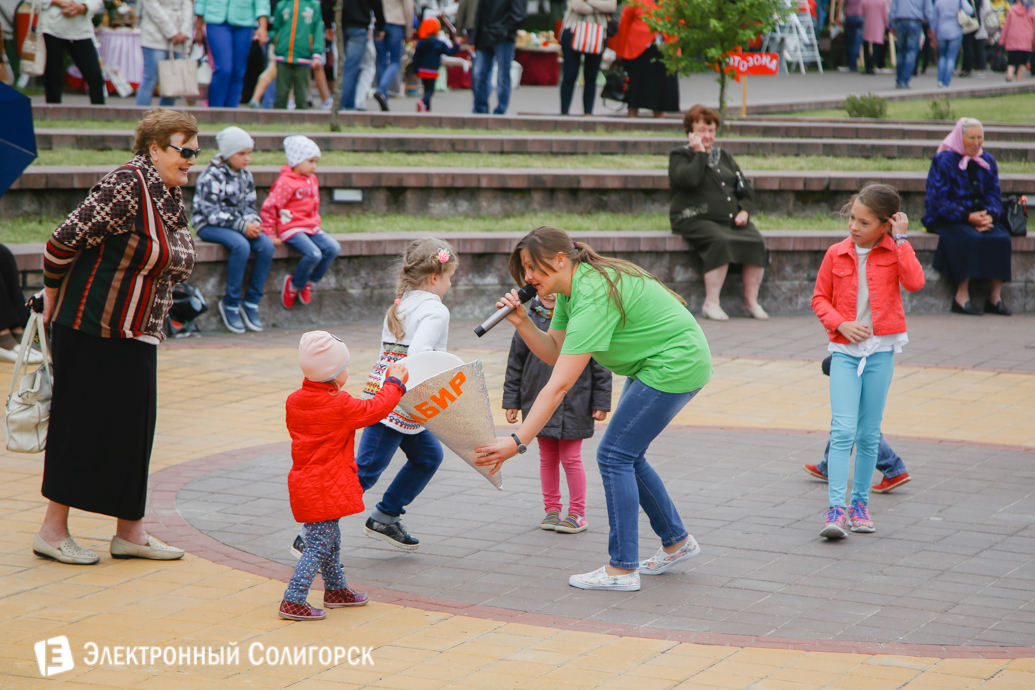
329, 1, 343, 132
717, 71, 728, 122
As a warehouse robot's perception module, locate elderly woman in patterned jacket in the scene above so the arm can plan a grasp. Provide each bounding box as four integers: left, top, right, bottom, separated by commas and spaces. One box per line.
191, 126, 274, 333
34, 109, 198, 566
669, 105, 768, 322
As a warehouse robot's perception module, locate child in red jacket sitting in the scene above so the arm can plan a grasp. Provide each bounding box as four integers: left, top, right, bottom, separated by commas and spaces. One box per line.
279, 331, 408, 621
261, 135, 342, 311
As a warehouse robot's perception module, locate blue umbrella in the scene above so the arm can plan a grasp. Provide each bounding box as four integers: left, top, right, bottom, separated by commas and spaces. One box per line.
0, 82, 37, 200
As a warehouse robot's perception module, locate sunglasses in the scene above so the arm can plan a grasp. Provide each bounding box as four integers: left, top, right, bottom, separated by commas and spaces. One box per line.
169, 144, 201, 159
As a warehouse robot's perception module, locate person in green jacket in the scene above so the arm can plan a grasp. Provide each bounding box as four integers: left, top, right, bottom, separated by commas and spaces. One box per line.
271, 0, 326, 109
194, 0, 271, 108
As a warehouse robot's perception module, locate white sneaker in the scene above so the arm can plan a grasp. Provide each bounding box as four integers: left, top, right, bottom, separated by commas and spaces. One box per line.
638, 536, 701, 575
568, 566, 640, 591
319, 98, 332, 110
0, 345, 44, 364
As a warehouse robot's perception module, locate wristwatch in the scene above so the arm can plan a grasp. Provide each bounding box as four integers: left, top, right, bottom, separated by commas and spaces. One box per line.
511, 433, 527, 455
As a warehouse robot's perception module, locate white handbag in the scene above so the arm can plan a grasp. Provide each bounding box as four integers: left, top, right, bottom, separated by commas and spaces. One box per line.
158, 42, 200, 98
20, 0, 46, 78
191, 41, 212, 86
5, 311, 52, 454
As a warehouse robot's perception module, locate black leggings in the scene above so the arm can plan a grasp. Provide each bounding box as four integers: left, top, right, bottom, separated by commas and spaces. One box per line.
961, 32, 987, 72
43, 33, 105, 104
560, 28, 603, 115
863, 42, 885, 73
0, 244, 28, 332
421, 77, 436, 108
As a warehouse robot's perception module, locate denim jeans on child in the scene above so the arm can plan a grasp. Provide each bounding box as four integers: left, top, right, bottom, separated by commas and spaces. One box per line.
819, 432, 906, 479
357, 423, 444, 522
206, 23, 253, 108
339, 27, 370, 109
844, 15, 865, 70
894, 19, 924, 86
596, 378, 698, 570
828, 351, 895, 509
196, 226, 275, 307
937, 35, 962, 86
285, 231, 341, 290
137, 46, 182, 107
284, 519, 346, 603
375, 24, 405, 97
472, 41, 517, 114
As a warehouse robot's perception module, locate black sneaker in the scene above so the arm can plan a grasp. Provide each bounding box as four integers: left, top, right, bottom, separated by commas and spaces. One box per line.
289, 534, 305, 560
374, 91, 389, 112
363, 517, 419, 551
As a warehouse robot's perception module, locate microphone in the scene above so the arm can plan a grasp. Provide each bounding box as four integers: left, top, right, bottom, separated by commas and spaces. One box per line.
474, 284, 538, 337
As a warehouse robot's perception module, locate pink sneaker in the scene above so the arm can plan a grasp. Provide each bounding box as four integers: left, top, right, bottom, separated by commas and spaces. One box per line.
820, 506, 848, 539
638, 535, 700, 575
554, 514, 588, 534
849, 501, 876, 533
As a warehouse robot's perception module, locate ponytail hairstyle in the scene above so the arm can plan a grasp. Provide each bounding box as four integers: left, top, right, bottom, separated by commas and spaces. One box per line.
841, 183, 901, 232
508, 227, 686, 325
386, 237, 459, 341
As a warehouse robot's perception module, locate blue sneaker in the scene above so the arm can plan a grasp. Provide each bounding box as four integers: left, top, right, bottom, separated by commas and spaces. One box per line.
218, 300, 246, 334
241, 302, 263, 332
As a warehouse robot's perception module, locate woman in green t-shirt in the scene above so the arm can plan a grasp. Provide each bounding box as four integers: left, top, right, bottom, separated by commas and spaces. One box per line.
476, 226, 713, 592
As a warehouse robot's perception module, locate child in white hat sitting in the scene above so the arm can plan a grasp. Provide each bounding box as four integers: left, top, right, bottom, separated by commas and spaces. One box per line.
260, 135, 341, 310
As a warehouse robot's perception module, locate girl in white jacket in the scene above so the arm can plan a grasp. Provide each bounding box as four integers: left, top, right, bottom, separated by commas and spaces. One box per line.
137, 0, 194, 106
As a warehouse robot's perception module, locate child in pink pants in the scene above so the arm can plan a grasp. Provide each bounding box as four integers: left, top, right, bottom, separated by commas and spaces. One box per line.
503, 293, 612, 534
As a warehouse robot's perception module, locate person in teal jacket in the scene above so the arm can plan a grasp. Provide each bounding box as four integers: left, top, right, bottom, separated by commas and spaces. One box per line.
194, 0, 271, 108
271, 0, 325, 109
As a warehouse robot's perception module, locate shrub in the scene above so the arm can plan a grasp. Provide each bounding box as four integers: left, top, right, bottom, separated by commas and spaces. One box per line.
844, 93, 889, 119
927, 96, 955, 121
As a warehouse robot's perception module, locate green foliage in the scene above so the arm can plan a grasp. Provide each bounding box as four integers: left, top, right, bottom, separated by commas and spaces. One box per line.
844, 93, 888, 119
637, 0, 792, 119
927, 96, 956, 121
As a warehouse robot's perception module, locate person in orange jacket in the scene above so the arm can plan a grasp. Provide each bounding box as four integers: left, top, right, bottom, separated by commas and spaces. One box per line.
278, 330, 408, 621
610, 0, 679, 118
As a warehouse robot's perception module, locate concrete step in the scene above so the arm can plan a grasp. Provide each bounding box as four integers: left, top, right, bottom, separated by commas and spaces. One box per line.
5, 165, 1034, 220
33, 129, 1035, 161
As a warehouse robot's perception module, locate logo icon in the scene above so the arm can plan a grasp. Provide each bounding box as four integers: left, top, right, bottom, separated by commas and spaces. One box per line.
34, 636, 74, 677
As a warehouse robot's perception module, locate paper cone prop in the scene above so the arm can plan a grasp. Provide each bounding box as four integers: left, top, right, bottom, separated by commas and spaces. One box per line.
397, 358, 502, 490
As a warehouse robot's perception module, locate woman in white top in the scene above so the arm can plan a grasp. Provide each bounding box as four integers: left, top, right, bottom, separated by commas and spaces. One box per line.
40, 0, 104, 104
137, 0, 194, 107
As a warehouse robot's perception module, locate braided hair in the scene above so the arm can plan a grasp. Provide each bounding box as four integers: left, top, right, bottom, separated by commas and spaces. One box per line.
385, 237, 459, 341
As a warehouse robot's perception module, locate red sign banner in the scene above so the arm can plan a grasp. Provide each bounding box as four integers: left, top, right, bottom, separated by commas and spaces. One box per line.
726, 52, 780, 77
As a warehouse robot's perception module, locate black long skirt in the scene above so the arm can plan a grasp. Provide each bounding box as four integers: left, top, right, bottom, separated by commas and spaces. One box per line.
672, 218, 768, 274
932, 222, 1013, 283
625, 45, 680, 112
42, 324, 157, 521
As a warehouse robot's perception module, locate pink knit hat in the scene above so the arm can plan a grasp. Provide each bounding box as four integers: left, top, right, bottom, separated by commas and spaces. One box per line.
299, 331, 351, 382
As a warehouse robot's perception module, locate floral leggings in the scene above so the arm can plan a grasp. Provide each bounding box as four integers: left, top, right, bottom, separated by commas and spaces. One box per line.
283, 519, 346, 604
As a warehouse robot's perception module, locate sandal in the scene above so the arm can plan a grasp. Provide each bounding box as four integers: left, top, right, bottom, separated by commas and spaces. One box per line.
744, 303, 769, 320
701, 303, 729, 321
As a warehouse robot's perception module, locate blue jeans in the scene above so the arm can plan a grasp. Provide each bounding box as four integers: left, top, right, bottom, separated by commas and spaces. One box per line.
284, 231, 340, 289
284, 519, 346, 604
844, 15, 865, 71
472, 41, 516, 114
596, 378, 698, 570
819, 432, 906, 479
137, 46, 181, 107
815, 0, 829, 33
339, 26, 369, 109
895, 19, 924, 86
375, 24, 404, 97
357, 423, 444, 520
206, 23, 253, 107
196, 225, 275, 307
828, 351, 895, 509
937, 35, 962, 86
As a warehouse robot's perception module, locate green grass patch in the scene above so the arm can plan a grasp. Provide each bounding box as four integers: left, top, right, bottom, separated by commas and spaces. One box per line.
0, 211, 846, 245
30, 148, 1035, 174
792, 92, 1035, 124
34, 118, 679, 138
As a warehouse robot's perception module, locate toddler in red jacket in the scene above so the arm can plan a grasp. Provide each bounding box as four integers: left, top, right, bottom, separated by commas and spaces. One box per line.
811, 184, 924, 541
261, 136, 342, 311
279, 330, 408, 621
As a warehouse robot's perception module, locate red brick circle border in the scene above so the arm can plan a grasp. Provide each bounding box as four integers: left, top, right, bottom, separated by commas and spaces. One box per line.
144, 428, 1035, 660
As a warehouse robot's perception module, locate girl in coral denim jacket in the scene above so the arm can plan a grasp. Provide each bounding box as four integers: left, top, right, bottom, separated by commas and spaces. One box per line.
811, 184, 925, 541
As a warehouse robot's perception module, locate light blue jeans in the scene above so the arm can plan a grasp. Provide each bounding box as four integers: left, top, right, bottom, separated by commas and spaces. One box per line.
375, 23, 405, 97
828, 351, 895, 509
937, 35, 962, 87
284, 230, 340, 289
472, 41, 516, 114
819, 432, 906, 479
339, 26, 370, 109
596, 378, 699, 569
137, 46, 181, 107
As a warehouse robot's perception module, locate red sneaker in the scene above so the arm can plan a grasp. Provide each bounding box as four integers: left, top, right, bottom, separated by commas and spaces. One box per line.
324, 587, 369, 608
298, 282, 312, 305
278, 600, 326, 621
416, 100, 426, 112
872, 472, 911, 494
281, 276, 298, 310
803, 464, 828, 481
